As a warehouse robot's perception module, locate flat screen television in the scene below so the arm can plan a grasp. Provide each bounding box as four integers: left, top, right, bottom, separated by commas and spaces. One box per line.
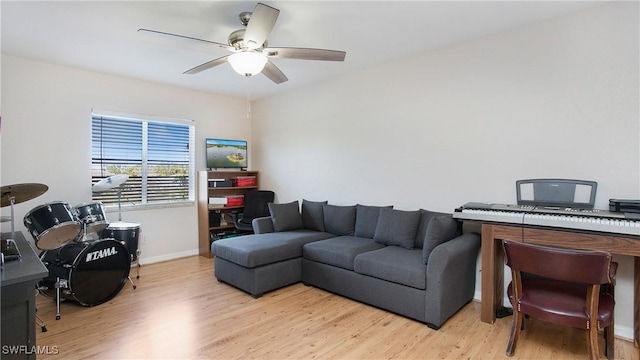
206, 138, 248, 169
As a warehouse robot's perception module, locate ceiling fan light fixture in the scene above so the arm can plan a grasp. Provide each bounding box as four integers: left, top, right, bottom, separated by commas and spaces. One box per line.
228, 52, 268, 77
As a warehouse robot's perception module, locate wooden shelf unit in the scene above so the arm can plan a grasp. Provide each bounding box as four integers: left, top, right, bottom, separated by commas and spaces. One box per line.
197, 170, 259, 258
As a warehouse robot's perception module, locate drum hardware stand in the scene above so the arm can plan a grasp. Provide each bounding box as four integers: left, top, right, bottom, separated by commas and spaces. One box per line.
127, 275, 137, 289
35, 309, 47, 332
117, 186, 123, 222
34, 290, 47, 332
126, 248, 141, 289
52, 276, 69, 320
116, 185, 137, 290
94, 175, 142, 290
8, 195, 16, 241
113, 182, 140, 289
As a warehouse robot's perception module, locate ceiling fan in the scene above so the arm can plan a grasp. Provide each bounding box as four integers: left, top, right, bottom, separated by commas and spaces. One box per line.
138, 3, 346, 84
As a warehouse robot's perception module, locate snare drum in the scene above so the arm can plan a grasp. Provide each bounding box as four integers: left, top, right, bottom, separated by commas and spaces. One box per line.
72, 202, 108, 234
24, 201, 81, 250
102, 221, 141, 262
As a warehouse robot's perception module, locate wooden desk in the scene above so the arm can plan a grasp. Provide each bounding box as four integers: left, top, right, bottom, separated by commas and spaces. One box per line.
1, 231, 49, 360
480, 223, 640, 348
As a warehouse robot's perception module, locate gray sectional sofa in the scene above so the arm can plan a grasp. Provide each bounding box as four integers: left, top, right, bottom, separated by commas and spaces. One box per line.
211, 200, 480, 329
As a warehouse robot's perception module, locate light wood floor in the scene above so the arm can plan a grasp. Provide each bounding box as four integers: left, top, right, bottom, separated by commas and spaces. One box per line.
35, 255, 639, 359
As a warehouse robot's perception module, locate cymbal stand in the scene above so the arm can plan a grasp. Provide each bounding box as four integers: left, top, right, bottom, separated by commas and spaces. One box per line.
117, 186, 123, 222
115, 185, 139, 289
7, 194, 16, 240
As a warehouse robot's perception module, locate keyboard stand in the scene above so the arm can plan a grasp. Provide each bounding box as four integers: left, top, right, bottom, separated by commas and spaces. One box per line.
477, 222, 640, 349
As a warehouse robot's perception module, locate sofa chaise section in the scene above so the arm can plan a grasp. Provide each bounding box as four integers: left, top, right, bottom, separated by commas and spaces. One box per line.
212, 229, 334, 297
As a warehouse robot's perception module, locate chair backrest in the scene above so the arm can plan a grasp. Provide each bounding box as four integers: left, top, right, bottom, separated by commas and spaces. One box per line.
243, 190, 275, 220
503, 241, 614, 285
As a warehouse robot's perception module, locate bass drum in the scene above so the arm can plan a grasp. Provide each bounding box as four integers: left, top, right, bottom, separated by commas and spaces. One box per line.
39, 239, 130, 306
24, 201, 81, 250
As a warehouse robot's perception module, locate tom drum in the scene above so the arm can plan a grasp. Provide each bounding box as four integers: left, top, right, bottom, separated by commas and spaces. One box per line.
72, 202, 109, 234
24, 201, 81, 250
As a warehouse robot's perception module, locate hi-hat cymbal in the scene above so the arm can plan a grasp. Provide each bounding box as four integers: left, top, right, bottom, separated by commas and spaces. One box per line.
92, 174, 129, 192
1, 183, 49, 207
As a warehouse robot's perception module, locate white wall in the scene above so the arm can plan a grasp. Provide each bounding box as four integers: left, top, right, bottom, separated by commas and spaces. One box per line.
1, 0, 638, 341
252, 3, 639, 338
1, 54, 251, 264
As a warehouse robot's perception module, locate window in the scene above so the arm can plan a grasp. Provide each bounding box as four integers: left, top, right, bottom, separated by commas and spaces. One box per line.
91, 112, 195, 208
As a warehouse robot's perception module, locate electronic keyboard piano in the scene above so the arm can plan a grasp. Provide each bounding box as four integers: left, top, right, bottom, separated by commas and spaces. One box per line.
453, 202, 640, 236
456, 201, 640, 349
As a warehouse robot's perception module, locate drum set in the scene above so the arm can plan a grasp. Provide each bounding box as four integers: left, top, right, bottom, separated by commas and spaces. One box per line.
2, 176, 142, 321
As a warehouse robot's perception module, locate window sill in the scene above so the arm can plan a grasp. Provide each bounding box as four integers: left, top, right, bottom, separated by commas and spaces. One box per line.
103, 201, 195, 214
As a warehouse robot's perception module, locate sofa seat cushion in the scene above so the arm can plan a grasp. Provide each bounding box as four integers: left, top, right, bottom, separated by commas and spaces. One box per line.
303, 236, 386, 270
353, 247, 426, 290
212, 230, 334, 268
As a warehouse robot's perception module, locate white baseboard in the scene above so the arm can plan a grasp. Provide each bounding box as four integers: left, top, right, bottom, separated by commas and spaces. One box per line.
472, 292, 633, 341
138, 249, 199, 266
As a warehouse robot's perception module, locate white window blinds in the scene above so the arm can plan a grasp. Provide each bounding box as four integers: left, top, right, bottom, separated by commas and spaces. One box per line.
91, 113, 194, 207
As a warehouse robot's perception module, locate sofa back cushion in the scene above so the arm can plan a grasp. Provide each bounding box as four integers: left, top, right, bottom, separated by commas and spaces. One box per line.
323, 204, 357, 236
302, 199, 327, 231
268, 201, 304, 232
354, 204, 393, 239
373, 208, 421, 249
415, 210, 446, 249
421, 214, 460, 264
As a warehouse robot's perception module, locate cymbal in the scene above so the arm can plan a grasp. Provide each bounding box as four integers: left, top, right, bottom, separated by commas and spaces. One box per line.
92, 174, 129, 192
1, 183, 48, 207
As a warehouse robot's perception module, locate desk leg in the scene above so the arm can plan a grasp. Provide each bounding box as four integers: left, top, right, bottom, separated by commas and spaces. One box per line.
635, 256, 639, 348
481, 224, 504, 323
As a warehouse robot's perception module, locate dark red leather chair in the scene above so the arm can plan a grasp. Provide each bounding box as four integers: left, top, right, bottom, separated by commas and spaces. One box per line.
503, 240, 617, 360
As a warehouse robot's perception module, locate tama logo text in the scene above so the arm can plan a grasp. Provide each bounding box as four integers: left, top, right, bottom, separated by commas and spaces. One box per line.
86, 247, 117, 262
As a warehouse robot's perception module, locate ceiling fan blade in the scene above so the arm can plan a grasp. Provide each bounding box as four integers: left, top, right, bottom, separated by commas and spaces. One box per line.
138, 28, 234, 51
244, 3, 280, 49
183, 55, 230, 74
262, 60, 288, 84
264, 47, 346, 61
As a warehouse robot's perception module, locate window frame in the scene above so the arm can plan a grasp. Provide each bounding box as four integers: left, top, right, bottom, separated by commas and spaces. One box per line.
91, 109, 196, 211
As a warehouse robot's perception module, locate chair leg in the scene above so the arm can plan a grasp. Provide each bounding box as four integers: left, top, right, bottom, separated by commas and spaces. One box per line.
587, 327, 600, 360
605, 286, 615, 360
506, 308, 522, 356
605, 323, 614, 360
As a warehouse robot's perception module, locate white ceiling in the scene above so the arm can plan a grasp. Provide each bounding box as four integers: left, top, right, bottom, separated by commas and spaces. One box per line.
1, 1, 603, 100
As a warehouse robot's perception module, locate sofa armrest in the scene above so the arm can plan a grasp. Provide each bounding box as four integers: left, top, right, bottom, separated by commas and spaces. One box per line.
424, 232, 481, 328
252, 216, 275, 234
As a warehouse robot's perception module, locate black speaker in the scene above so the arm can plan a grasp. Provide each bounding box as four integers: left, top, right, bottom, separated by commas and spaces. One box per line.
209, 212, 221, 227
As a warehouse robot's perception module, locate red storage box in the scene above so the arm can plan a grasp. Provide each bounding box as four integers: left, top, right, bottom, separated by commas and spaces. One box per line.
235, 176, 256, 187
225, 195, 244, 207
